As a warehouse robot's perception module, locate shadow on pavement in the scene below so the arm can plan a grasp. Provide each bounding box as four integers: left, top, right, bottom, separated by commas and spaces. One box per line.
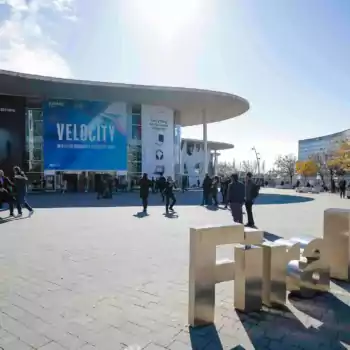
330, 280, 350, 293
189, 324, 223, 350
289, 293, 350, 346
133, 211, 149, 218
236, 300, 348, 350
263, 231, 283, 242
19, 191, 314, 209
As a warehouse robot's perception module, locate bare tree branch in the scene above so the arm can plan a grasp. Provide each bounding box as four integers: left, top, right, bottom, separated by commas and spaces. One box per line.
274, 154, 297, 184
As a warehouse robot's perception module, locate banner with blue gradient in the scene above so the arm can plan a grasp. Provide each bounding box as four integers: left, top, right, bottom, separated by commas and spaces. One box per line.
43, 100, 127, 171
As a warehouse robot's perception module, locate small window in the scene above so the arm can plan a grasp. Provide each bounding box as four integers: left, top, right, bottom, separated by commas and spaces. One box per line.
131, 104, 141, 115
132, 114, 141, 125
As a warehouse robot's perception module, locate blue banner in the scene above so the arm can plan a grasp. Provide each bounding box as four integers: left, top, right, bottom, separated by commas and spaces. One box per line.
43, 100, 127, 171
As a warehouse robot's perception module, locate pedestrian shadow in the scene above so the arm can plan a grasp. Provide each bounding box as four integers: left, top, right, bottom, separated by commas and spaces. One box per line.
289, 292, 350, 346
205, 205, 219, 212
0, 215, 30, 224
236, 303, 348, 350
189, 324, 223, 350
133, 212, 149, 218
163, 212, 179, 219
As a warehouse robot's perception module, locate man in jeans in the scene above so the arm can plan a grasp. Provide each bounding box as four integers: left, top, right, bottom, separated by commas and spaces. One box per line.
245, 172, 258, 228
227, 174, 245, 224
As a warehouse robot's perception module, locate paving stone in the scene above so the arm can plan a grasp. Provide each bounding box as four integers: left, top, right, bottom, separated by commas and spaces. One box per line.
1, 190, 350, 350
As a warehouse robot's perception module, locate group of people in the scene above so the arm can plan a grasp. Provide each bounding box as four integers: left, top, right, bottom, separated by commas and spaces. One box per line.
0, 166, 34, 217
226, 172, 259, 227
139, 173, 176, 214
201, 172, 259, 227
137, 171, 259, 227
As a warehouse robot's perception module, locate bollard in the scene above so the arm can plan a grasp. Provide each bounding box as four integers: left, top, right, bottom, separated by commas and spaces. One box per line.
324, 208, 350, 281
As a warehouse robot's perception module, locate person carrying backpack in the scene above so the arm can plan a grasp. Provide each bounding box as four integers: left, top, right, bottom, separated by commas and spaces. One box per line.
244, 172, 259, 228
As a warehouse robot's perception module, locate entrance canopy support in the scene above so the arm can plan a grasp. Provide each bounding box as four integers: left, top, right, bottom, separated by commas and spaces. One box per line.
202, 110, 208, 176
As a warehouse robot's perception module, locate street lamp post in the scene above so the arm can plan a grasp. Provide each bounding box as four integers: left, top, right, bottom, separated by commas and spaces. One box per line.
252, 147, 261, 175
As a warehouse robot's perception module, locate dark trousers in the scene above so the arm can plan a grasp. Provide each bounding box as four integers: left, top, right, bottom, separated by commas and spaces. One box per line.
212, 191, 218, 206
221, 190, 226, 203
202, 190, 210, 205
340, 188, 346, 198
245, 201, 254, 226
165, 194, 176, 212
141, 196, 148, 210
160, 188, 165, 202
230, 203, 243, 224
16, 194, 33, 214
1, 199, 15, 215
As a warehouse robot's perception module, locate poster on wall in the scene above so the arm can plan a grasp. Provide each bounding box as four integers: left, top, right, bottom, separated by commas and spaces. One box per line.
181, 140, 210, 186
141, 105, 174, 178
43, 100, 127, 171
0, 95, 26, 175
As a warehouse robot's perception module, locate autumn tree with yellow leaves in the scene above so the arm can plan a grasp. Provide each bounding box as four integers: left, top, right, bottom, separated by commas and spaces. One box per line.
295, 160, 318, 180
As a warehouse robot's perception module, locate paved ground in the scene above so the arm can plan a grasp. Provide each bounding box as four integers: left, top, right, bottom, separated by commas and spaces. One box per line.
0, 189, 350, 350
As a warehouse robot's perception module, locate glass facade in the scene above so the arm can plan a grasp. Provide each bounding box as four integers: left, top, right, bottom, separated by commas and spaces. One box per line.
298, 129, 350, 161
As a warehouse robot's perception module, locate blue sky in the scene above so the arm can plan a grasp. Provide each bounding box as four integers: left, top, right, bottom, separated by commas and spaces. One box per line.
0, 0, 349, 169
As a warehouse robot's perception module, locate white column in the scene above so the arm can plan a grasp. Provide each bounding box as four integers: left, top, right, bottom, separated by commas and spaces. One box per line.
214, 151, 219, 175
202, 110, 208, 175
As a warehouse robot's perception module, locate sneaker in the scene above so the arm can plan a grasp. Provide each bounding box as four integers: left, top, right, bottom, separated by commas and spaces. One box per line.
29, 210, 34, 216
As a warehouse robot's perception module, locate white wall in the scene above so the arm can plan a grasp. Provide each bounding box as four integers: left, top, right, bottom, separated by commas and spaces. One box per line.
141, 105, 174, 178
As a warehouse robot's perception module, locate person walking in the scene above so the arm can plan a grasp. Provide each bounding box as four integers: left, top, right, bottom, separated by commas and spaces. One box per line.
164, 176, 176, 214
227, 174, 245, 223
245, 172, 259, 228
201, 174, 212, 206
158, 174, 166, 202
139, 173, 150, 213
13, 166, 33, 216
339, 177, 347, 199
0, 169, 15, 216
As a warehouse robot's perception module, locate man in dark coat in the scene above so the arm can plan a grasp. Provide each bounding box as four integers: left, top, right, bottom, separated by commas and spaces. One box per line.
227, 173, 245, 224
201, 174, 212, 206
0, 169, 15, 216
158, 174, 166, 202
139, 173, 150, 212
164, 176, 177, 214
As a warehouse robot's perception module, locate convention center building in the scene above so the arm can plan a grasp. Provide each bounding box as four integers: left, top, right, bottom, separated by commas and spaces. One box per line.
0, 70, 248, 191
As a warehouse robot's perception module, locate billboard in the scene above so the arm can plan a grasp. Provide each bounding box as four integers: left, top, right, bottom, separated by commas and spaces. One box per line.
0, 95, 26, 175
43, 100, 127, 171
141, 105, 174, 178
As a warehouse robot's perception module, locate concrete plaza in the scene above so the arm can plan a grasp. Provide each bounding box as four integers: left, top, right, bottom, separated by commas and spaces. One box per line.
0, 189, 350, 350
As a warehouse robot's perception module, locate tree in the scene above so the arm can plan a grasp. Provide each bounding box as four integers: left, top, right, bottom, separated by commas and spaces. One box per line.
274, 154, 297, 184
217, 161, 236, 176
329, 141, 350, 173
295, 160, 318, 181
241, 160, 254, 174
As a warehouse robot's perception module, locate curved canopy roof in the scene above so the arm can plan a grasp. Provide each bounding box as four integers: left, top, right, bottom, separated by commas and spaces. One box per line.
0, 70, 249, 127
182, 138, 233, 151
